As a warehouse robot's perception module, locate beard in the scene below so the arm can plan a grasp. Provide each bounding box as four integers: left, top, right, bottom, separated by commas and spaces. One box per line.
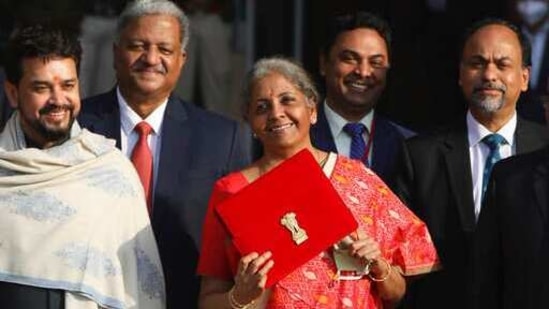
20, 104, 75, 147
470, 82, 507, 114
470, 94, 504, 114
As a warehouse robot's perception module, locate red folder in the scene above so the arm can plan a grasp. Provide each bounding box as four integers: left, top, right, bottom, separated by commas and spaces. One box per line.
215, 149, 358, 287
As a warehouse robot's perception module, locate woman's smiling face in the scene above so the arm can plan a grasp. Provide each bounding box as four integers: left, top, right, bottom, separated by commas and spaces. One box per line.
247, 72, 317, 152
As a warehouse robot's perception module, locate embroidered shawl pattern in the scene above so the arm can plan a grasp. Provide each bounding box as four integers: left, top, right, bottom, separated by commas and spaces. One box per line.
0, 113, 165, 309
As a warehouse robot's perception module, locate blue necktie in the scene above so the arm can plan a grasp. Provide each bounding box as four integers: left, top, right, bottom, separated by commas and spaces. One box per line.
481, 133, 506, 201
343, 123, 367, 161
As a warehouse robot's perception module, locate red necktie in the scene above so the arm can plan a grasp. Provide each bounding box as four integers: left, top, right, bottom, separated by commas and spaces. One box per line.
131, 122, 153, 215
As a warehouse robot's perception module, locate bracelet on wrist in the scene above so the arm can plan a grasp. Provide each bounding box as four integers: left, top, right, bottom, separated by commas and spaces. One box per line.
228, 286, 256, 309
367, 258, 392, 282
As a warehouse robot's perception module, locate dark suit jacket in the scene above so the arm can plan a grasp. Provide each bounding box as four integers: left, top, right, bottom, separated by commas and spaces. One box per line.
393, 116, 549, 309
310, 104, 414, 187
0, 282, 63, 309
78, 90, 251, 309
475, 146, 549, 309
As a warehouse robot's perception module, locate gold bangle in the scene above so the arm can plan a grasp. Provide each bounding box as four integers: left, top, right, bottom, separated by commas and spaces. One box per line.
367, 258, 392, 282
228, 286, 256, 309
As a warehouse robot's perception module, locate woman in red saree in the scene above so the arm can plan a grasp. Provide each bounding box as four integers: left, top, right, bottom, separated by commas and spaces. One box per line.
197, 57, 439, 308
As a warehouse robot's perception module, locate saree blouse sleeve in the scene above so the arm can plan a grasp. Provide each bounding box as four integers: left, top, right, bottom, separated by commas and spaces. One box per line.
330, 156, 441, 277
380, 189, 442, 276
197, 173, 247, 280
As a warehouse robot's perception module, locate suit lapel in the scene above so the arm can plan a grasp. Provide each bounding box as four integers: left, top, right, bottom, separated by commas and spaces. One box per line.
90, 90, 122, 148
154, 96, 190, 213
371, 117, 394, 176
516, 117, 545, 154
515, 118, 549, 221
443, 123, 476, 231
310, 103, 337, 152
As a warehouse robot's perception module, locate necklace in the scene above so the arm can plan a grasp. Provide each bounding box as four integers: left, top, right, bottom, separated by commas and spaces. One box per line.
316, 150, 329, 168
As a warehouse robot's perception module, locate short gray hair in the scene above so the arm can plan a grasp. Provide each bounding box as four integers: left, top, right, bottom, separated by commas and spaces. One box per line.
116, 0, 190, 50
242, 57, 319, 118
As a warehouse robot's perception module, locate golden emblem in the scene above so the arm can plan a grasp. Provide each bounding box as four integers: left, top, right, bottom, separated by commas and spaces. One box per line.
280, 212, 308, 245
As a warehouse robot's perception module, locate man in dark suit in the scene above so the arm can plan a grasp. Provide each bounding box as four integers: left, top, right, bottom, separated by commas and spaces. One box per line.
475, 145, 549, 308
393, 18, 549, 309
78, 1, 251, 308
311, 11, 414, 186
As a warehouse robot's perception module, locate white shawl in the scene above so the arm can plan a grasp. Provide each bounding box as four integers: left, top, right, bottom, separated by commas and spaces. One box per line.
0, 112, 165, 309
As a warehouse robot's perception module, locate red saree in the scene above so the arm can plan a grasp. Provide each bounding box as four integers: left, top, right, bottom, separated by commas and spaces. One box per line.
198, 153, 440, 308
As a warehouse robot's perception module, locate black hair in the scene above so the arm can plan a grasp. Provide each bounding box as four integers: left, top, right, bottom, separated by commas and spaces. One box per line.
4, 22, 82, 84
321, 11, 392, 58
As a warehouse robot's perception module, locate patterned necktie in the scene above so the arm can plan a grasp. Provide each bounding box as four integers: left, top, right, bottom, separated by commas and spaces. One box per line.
481, 133, 506, 201
131, 122, 153, 215
343, 123, 367, 162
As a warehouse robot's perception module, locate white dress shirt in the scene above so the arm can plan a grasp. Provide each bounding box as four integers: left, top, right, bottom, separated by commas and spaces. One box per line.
323, 100, 374, 165
117, 87, 168, 194
467, 111, 517, 220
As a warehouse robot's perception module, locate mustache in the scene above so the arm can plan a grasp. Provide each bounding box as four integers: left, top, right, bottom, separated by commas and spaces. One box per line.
473, 82, 507, 93
344, 75, 377, 87
38, 104, 73, 115
131, 60, 167, 74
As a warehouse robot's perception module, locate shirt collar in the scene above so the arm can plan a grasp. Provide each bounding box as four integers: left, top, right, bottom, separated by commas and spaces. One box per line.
117, 86, 168, 135
466, 110, 517, 147
323, 99, 374, 138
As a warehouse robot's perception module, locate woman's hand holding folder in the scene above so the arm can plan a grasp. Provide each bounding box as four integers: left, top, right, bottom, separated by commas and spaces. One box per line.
230, 251, 274, 308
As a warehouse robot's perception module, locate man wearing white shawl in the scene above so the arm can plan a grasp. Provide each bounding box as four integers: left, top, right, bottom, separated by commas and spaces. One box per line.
0, 23, 165, 309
